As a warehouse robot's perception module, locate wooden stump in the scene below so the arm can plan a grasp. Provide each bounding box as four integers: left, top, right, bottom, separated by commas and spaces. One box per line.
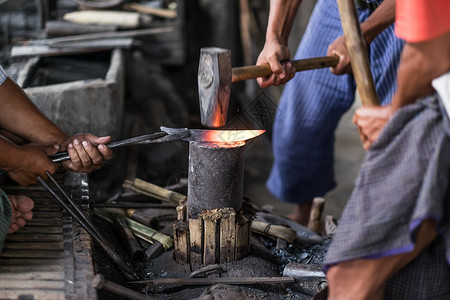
173, 206, 253, 266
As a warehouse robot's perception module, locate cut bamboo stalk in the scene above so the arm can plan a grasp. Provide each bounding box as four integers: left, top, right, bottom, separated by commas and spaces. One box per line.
173, 221, 189, 264
189, 217, 203, 266
177, 203, 187, 221
219, 208, 236, 263
251, 220, 296, 243
235, 214, 251, 260
94, 207, 173, 249
201, 209, 219, 265
133, 178, 187, 205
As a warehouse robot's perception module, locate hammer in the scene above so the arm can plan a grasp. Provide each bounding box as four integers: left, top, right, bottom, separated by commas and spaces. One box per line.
198, 47, 339, 128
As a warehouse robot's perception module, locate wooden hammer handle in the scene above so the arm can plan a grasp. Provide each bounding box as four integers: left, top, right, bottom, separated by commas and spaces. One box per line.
231, 55, 339, 83
337, 0, 379, 106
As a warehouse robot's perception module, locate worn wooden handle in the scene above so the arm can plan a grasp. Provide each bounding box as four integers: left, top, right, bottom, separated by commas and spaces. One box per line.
337, 0, 379, 106
231, 55, 339, 83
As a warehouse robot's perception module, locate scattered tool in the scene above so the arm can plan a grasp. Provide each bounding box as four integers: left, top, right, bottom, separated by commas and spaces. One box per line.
197, 47, 339, 127
92, 274, 153, 300
38, 172, 138, 280
282, 263, 328, 296
50, 127, 264, 163
130, 276, 295, 286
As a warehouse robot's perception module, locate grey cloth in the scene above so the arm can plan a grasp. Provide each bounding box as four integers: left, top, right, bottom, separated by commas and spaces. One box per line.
324, 94, 450, 298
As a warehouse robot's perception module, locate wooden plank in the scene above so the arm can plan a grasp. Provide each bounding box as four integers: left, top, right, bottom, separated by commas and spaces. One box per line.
219, 208, 236, 263
6, 234, 63, 242
189, 217, 203, 266
235, 215, 250, 260
0, 258, 64, 266
173, 221, 189, 264
0, 265, 64, 273
0, 289, 64, 300
0, 279, 65, 289
32, 212, 63, 218
0, 271, 65, 280
0, 249, 65, 259
15, 227, 63, 234
26, 219, 63, 227
33, 205, 62, 212
202, 211, 218, 265
3, 242, 64, 251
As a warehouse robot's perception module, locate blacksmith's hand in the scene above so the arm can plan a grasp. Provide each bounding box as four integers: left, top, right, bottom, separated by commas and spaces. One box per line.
59, 133, 113, 173
8, 143, 59, 186
327, 36, 352, 75
353, 105, 394, 150
256, 37, 296, 89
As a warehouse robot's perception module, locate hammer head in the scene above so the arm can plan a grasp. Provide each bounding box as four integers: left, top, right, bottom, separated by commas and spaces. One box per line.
198, 47, 231, 128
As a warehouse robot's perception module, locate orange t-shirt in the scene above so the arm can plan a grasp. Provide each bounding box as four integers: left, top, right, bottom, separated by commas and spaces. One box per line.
396, 0, 450, 42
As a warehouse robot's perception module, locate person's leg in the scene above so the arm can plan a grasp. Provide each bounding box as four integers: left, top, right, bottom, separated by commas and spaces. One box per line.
267, 0, 356, 225
287, 202, 312, 226
7, 194, 34, 234
326, 219, 438, 300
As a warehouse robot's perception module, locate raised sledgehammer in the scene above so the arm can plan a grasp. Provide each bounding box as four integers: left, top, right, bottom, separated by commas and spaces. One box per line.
198, 47, 339, 128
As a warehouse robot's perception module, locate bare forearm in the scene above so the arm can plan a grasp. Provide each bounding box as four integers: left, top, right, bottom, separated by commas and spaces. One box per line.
0, 78, 68, 145
266, 0, 302, 44
392, 32, 450, 111
360, 0, 395, 44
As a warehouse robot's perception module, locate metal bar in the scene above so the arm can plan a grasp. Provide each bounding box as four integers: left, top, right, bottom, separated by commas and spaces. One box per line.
50, 132, 168, 162
38, 174, 138, 280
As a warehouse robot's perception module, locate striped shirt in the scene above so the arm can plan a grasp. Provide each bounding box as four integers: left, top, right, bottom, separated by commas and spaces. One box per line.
0, 65, 7, 86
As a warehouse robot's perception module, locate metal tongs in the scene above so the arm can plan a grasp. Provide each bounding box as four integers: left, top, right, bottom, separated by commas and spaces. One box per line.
50, 129, 190, 162
37, 172, 139, 280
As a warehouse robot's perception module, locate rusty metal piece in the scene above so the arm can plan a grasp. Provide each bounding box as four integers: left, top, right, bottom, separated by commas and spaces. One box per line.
282, 263, 328, 296
92, 274, 153, 300
145, 241, 165, 260
188, 264, 223, 278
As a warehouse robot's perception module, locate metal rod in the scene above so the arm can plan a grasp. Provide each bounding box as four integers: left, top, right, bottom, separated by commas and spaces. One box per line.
38, 173, 138, 280
50, 132, 168, 162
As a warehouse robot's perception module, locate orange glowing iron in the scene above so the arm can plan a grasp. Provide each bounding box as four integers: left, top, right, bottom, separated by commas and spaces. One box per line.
50, 127, 265, 162
160, 126, 265, 143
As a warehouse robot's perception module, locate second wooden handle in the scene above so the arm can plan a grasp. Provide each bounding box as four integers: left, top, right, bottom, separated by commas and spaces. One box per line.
337, 0, 379, 106
231, 55, 339, 83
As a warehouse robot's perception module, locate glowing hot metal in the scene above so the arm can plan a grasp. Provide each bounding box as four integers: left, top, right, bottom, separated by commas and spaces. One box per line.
160, 126, 265, 144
